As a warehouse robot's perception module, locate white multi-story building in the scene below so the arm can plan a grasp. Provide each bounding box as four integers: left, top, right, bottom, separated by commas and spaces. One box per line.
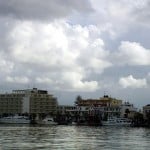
143, 104, 150, 119
0, 88, 58, 116
120, 102, 137, 118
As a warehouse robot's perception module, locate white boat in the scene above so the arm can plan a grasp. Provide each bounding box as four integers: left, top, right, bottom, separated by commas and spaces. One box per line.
0, 115, 30, 124
37, 117, 57, 125
71, 121, 77, 125
102, 117, 131, 126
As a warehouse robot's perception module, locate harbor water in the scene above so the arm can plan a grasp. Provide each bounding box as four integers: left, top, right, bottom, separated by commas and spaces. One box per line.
0, 125, 149, 150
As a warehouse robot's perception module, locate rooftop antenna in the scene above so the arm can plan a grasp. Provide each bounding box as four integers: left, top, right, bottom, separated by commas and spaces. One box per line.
104, 91, 108, 96
104, 91, 106, 96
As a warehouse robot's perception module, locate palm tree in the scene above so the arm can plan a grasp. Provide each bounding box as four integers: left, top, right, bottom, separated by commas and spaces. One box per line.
75, 95, 82, 105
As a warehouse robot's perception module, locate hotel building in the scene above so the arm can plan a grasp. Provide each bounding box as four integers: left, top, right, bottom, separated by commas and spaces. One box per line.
0, 88, 58, 116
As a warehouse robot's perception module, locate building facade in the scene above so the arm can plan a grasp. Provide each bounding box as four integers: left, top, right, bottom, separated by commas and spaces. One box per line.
120, 102, 137, 118
0, 88, 58, 116
143, 104, 150, 119
75, 95, 122, 119
57, 105, 76, 116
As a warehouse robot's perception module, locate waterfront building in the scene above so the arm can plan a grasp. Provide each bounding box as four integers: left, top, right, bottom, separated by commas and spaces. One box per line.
143, 104, 150, 119
75, 95, 122, 107
56, 105, 77, 124
120, 102, 137, 118
57, 105, 76, 116
0, 88, 58, 117
75, 95, 122, 119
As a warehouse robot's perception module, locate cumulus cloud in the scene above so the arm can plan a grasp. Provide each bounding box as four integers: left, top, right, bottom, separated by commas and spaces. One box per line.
133, 0, 150, 25
0, 20, 112, 91
35, 77, 52, 84
113, 41, 150, 66
0, 58, 14, 74
6, 76, 29, 84
60, 71, 99, 91
119, 75, 147, 88
0, 0, 93, 20
34, 71, 99, 92
89, 0, 150, 39
0, 0, 150, 106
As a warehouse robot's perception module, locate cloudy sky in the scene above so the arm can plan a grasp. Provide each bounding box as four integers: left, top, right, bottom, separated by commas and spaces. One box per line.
0, 0, 150, 108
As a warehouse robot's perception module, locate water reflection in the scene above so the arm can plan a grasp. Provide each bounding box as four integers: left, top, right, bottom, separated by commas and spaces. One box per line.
0, 125, 149, 150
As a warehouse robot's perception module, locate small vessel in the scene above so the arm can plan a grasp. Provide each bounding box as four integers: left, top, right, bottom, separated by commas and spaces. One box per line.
37, 117, 57, 125
71, 121, 77, 125
102, 117, 131, 126
0, 115, 30, 124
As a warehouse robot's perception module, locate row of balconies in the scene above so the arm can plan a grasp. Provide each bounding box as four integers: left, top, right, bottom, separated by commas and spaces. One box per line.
0, 108, 57, 114
0, 102, 22, 105
0, 98, 54, 103
30, 102, 57, 106
0, 95, 25, 98
0, 105, 21, 108
30, 94, 53, 98
0, 98, 22, 101
30, 99, 56, 102
0, 95, 56, 100
0, 109, 21, 113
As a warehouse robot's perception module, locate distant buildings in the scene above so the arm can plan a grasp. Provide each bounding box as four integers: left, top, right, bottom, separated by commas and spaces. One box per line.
73, 95, 139, 120
0, 88, 58, 116
57, 105, 76, 116
120, 102, 137, 118
1, 88, 149, 126
75, 95, 123, 119
143, 104, 150, 119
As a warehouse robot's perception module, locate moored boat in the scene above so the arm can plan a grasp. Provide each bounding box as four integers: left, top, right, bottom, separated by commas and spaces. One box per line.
0, 115, 30, 124
37, 117, 57, 125
102, 117, 131, 126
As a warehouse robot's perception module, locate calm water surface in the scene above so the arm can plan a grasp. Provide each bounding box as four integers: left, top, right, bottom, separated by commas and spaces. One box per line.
0, 124, 149, 150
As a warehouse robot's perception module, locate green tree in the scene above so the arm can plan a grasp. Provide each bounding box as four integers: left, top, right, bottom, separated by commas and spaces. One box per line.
75, 95, 82, 105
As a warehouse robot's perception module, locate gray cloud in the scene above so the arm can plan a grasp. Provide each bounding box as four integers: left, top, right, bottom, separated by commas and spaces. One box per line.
134, 1, 150, 25
0, 0, 93, 20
